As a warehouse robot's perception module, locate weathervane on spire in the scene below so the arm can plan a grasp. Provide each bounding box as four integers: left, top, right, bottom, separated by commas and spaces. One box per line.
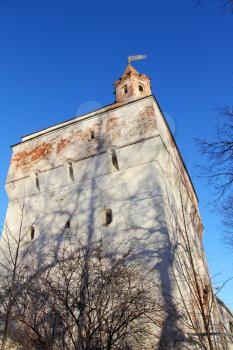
128, 55, 147, 65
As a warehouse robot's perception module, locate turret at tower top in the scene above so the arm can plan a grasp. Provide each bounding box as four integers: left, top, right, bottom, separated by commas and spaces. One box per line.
114, 63, 152, 104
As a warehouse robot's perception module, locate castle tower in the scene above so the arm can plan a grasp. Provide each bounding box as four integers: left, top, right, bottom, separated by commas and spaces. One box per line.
2, 62, 231, 349
114, 63, 151, 103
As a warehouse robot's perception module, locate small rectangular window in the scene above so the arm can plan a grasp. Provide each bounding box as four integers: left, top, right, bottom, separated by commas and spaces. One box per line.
30, 226, 35, 240
111, 148, 119, 170
67, 161, 74, 182
27, 226, 35, 241
104, 208, 112, 226
65, 219, 71, 229
35, 172, 40, 192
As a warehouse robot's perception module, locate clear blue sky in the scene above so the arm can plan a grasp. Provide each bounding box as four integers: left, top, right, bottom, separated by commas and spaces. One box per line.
0, 0, 232, 308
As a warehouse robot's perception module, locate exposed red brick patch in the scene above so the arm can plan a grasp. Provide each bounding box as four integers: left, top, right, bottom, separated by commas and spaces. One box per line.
56, 138, 71, 153
31, 143, 52, 161
138, 106, 157, 130
106, 117, 119, 128
11, 107, 157, 173
12, 142, 53, 169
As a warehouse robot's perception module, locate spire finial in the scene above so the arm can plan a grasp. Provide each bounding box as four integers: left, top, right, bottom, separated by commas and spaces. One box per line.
127, 55, 147, 65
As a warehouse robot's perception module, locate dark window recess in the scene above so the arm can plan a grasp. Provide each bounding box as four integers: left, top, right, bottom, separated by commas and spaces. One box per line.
30, 226, 35, 240
139, 85, 143, 92
124, 85, 128, 94
35, 173, 40, 191
68, 161, 74, 182
111, 149, 119, 170
203, 285, 209, 304
65, 220, 71, 229
90, 130, 95, 139
105, 208, 112, 225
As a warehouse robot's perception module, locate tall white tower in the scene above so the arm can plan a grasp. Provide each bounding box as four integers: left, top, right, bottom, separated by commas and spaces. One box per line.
2, 62, 230, 349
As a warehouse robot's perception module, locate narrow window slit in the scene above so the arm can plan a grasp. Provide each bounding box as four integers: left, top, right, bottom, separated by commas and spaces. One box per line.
105, 208, 112, 226
30, 226, 35, 240
90, 130, 95, 139
139, 85, 144, 92
65, 220, 71, 229
67, 161, 74, 182
124, 85, 128, 94
35, 172, 40, 191
111, 148, 119, 170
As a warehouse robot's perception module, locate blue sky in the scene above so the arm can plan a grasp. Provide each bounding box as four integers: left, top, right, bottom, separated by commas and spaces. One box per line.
0, 0, 232, 308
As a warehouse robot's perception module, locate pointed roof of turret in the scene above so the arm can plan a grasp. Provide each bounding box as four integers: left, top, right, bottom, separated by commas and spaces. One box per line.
121, 63, 140, 79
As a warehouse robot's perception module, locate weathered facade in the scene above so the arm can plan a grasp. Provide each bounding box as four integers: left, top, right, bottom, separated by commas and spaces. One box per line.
216, 298, 233, 350
1, 63, 233, 349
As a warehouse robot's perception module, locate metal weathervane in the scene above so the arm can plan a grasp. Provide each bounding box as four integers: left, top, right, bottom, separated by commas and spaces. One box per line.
128, 55, 147, 65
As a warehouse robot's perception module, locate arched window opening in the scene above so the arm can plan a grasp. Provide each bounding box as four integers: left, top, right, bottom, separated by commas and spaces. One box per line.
124, 85, 128, 94
30, 226, 35, 240
90, 130, 95, 139
65, 219, 71, 229
105, 208, 112, 226
139, 85, 144, 92
67, 161, 74, 182
35, 172, 40, 191
111, 148, 119, 170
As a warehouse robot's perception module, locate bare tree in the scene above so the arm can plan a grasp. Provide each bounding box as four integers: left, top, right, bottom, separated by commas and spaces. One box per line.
168, 183, 229, 350
0, 200, 40, 350
0, 227, 165, 350
196, 0, 233, 241
197, 106, 233, 242
36, 234, 165, 350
